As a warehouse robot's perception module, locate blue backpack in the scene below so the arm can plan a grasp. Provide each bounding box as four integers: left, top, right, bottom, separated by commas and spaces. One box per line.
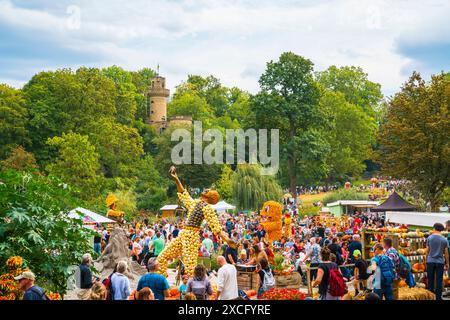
377, 255, 395, 285
398, 253, 412, 279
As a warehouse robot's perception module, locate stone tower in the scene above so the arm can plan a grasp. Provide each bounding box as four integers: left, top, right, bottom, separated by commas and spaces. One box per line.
148, 74, 170, 133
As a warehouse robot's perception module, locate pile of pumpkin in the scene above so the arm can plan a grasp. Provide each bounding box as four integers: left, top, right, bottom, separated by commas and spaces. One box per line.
398, 286, 435, 300
411, 262, 426, 273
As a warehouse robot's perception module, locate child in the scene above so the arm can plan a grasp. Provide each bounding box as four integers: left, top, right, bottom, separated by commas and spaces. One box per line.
178, 275, 188, 300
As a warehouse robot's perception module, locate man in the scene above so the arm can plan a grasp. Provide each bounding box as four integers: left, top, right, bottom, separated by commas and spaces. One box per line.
202, 233, 214, 255
301, 237, 321, 280
150, 231, 165, 257
216, 256, 238, 300
348, 234, 362, 263
110, 260, 131, 300
172, 225, 180, 238
137, 258, 170, 300
93, 228, 102, 254
425, 222, 449, 300
370, 244, 395, 300
328, 237, 343, 265
225, 242, 238, 265
383, 237, 401, 299
15, 271, 48, 300
254, 224, 266, 242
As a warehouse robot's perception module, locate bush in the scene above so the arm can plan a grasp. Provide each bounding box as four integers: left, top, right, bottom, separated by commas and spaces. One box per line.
0, 170, 94, 296
322, 188, 368, 205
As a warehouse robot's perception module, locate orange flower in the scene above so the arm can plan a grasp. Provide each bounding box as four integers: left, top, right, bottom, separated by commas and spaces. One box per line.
48, 293, 62, 300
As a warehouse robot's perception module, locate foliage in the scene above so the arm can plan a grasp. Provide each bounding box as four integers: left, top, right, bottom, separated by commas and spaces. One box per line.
316, 65, 383, 117
0, 84, 30, 158
322, 188, 369, 204
46, 132, 102, 200
252, 52, 326, 194
110, 189, 138, 221
0, 170, 93, 296
214, 164, 234, 200
0, 146, 39, 173
320, 90, 377, 180
377, 72, 450, 210
231, 163, 283, 210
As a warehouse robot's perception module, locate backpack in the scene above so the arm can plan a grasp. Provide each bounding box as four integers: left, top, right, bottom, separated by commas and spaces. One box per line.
398, 253, 412, 279
377, 255, 395, 285
190, 279, 209, 300
328, 267, 346, 297
102, 273, 115, 300
29, 286, 50, 300
261, 269, 275, 291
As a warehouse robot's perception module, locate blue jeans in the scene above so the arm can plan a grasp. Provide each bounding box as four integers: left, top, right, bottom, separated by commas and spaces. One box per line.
94, 242, 101, 254
427, 262, 444, 300
374, 283, 394, 300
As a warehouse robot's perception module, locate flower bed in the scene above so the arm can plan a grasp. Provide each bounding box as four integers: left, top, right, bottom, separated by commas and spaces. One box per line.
259, 288, 306, 300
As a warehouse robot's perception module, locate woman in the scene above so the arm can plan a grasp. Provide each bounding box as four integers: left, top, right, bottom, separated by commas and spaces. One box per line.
187, 264, 213, 300
248, 245, 267, 265
131, 236, 142, 262
129, 287, 155, 300
257, 258, 275, 297
312, 247, 344, 300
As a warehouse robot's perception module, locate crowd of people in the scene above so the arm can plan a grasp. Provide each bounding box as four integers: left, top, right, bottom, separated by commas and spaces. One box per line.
15, 207, 449, 301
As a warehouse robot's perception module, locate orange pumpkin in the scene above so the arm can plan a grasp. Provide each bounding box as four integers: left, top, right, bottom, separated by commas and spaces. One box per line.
398, 280, 407, 287
245, 290, 256, 297
170, 288, 179, 297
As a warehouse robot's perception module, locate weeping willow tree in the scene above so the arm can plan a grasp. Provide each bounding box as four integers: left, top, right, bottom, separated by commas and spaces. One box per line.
231, 163, 283, 210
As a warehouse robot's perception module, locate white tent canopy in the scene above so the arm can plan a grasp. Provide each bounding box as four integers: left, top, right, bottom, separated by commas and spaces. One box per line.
211, 201, 236, 212
68, 207, 116, 224
160, 205, 181, 210
386, 211, 450, 227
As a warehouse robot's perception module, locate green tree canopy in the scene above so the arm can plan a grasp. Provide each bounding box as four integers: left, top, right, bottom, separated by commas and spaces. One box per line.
377, 72, 450, 210
46, 132, 102, 200
0, 84, 30, 158
231, 163, 283, 210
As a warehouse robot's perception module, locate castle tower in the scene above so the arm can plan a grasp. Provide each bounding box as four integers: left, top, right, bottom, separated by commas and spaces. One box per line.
148, 74, 170, 133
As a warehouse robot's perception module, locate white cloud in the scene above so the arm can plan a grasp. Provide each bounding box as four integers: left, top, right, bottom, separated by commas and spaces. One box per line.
0, 0, 449, 96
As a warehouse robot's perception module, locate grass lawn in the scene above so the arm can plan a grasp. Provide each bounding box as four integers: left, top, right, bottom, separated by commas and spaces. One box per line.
299, 192, 333, 206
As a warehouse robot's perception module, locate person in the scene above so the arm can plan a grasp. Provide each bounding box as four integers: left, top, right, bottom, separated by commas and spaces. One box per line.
225, 242, 239, 265
351, 249, 369, 296
137, 258, 170, 300
202, 233, 214, 255
187, 264, 213, 300
110, 260, 131, 300
184, 292, 197, 300
150, 231, 165, 257
14, 271, 49, 300
301, 237, 321, 280
237, 249, 249, 264
94, 229, 102, 254
129, 287, 155, 300
328, 237, 343, 265
365, 292, 381, 300
370, 244, 395, 300
447, 220, 450, 281
425, 222, 449, 300
216, 256, 238, 300
89, 282, 107, 300
79, 253, 94, 289
178, 275, 188, 300
348, 234, 362, 263
257, 258, 275, 297
383, 237, 401, 299
131, 236, 142, 262
312, 247, 345, 300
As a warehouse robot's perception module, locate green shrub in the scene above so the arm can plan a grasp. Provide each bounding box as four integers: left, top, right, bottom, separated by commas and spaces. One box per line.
322, 188, 368, 205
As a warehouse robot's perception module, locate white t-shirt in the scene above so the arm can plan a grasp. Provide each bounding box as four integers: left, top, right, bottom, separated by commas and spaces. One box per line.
217, 264, 238, 300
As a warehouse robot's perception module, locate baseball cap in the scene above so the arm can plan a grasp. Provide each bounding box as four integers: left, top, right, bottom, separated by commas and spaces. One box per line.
14, 271, 35, 281
353, 249, 362, 257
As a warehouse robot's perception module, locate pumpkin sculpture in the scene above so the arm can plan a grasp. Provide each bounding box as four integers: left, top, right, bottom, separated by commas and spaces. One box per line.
260, 201, 283, 247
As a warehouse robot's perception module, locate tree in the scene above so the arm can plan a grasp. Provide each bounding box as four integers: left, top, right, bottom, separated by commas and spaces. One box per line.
316, 65, 383, 116
168, 91, 214, 121
0, 84, 30, 158
23, 68, 116, 165
252, 52, 324, 197
214, 164, 233, 200
0, 146, 38, 172
130, 68, 156, 122
0, 170, 93, 296
231, 163, 282, 210
320, 90, 377, 180
377, 72, 450, 210
46, 132, 102, 200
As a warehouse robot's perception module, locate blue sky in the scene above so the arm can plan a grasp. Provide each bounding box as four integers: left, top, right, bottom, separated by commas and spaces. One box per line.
0, 0, 449, 97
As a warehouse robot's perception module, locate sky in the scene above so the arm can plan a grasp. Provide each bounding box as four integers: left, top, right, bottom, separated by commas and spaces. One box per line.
0, 0, 449, 97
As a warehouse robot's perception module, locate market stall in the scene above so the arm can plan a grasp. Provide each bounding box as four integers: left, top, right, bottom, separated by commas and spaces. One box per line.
370, 191, 416, 212
385, 211, 450, 227
325, 200, 379, 216
159, 204, 185, 218
68, 207, 116, 229
211, 200, 236, 213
